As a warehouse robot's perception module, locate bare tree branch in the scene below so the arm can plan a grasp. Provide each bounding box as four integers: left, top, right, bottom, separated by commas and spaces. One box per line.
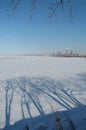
7, 0, 73, 19
49, 0, 64, 17
10, 0, 21, 11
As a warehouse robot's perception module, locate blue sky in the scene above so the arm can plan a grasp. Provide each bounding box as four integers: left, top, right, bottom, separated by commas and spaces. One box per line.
0, 0, 86, 55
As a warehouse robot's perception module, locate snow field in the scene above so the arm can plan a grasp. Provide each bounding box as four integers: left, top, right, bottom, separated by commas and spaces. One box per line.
0, 56, 86, 130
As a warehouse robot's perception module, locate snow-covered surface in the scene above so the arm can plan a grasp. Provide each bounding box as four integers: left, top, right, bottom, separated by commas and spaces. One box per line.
0, 56, 86, 80
0, 56, 86, 130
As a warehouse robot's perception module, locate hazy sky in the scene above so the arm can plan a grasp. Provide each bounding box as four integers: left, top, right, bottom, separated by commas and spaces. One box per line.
0, 0, 86, 55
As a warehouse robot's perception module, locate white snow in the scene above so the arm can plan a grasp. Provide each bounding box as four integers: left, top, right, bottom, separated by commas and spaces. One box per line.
0, 56, 86, 130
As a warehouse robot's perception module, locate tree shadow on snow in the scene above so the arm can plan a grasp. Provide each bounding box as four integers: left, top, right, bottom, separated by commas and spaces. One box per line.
0, 73, 86, 130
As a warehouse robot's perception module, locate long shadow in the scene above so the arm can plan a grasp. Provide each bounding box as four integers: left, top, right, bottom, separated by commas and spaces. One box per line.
3, 79, 17, 129
16, 78, 33, 119
16, 77, 45, 117
35, 78, 77, 108
1, 74, 85, 130
27, 79, 71, 110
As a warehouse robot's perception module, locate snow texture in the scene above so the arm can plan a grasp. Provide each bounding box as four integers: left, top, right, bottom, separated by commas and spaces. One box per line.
0, 56, 86, 130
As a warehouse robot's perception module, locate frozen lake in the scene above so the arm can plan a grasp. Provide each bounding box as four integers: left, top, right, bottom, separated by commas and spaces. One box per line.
0, 56, 86, 80
0, 56, 86, 130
